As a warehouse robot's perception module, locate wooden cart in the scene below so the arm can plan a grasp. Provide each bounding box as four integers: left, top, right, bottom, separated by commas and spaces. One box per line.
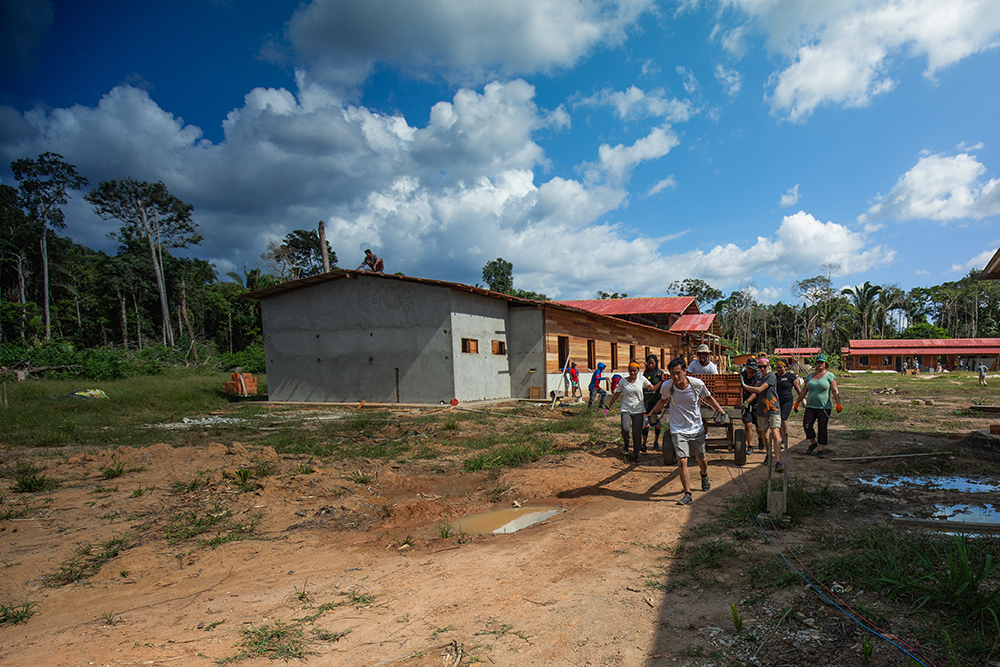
659, 373, 748, 467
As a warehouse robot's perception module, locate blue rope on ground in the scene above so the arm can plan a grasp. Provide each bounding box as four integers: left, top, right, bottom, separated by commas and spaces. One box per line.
724, 464, 936, 667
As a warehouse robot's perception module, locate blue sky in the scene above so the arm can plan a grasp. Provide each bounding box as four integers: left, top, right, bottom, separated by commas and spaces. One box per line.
2, 0, 999, 302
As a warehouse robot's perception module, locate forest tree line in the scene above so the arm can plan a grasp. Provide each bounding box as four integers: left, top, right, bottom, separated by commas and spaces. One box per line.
2, 153, 997, 377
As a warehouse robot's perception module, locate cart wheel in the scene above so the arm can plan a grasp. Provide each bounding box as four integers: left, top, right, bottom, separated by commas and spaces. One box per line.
734, 429, 747, 466
662, 442, 676, 467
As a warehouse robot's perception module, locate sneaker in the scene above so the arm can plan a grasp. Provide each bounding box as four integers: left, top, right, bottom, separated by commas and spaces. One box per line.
652, 443, 661, 452
775, 462, 784, 473
806, 443, 817, 455
763, 455, 769, 466
818, 451, 826, 459
746, 445, 754, 455
701, 474, 711, 492
630, 455, 640, 464
678, 492, 693, 506
639, 446, 648, 454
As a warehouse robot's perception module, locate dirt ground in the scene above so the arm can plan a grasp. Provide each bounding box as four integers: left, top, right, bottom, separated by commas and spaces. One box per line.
3, 376, 1000, 667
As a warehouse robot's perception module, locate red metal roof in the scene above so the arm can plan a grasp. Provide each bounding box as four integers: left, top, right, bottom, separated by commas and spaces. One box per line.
846, 338, 1000, 355
669, 313, 716, 332
552, 297, 697, 316
774, 347, 821, 355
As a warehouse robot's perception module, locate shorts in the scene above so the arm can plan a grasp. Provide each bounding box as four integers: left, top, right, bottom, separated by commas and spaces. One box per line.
756, 413, 781, 431
741, 408, 755, 424
779, 400, 793, 421
671, 430, 706, 460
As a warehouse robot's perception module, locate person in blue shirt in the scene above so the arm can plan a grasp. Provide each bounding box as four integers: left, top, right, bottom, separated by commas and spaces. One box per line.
588, 362, 607, 409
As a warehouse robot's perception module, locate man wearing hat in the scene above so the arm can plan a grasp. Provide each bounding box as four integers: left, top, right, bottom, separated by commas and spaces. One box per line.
687, 344, 719, 374
739, 358, 759, 455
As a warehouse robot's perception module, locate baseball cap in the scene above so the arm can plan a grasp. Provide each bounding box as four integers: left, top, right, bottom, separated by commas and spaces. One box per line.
815, 353, 828, 363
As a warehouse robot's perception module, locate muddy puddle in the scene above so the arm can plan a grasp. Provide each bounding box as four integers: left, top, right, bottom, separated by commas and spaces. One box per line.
858, 474, 1000, 493
451, 507, 565, 535
896, 503, 1000, 528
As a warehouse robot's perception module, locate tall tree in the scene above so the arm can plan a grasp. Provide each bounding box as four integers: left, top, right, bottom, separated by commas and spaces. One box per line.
842, 281, 882, 340
666, 278, 724, 311
481, 258, 514, 294
10, 153, 88, 340
259, 229, 335, 280
85, 178, 201, 347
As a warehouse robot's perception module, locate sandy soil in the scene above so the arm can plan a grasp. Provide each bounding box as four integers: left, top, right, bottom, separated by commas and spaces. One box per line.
2, 391, 1000, 667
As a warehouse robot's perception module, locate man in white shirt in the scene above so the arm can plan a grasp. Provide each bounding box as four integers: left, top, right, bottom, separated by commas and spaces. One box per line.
647, 357, 725, 505
687, 344, 719, 374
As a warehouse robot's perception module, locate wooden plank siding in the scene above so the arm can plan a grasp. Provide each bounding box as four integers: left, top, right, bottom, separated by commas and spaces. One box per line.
543, 307, 682, 373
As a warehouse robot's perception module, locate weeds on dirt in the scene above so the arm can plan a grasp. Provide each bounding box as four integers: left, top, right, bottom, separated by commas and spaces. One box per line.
232, 468, 257, 492
462, 442, 555, 472
99, 457, 125, 479
170, 470, 209, 493
162, 503, 263, 548
437, 520, 454, 538
345, 470, 373, 485
0, 600, 38, 625
45, 535, 130, 586
4, 460, 59, 493
220, 620, 311, 663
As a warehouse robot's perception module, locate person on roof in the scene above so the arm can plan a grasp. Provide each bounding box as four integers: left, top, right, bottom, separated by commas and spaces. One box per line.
687, 344, 718, 374
357, 249, 384, 273
588, 362, 608, 409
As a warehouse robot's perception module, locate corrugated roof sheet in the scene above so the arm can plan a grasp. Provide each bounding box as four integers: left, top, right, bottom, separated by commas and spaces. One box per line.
552, 297, 697, 316
848, 338, 1000, 349
669, 313, 716, 332
243, 269, 685, 339
846, 338, 1000, 355
774, 347, 821, 355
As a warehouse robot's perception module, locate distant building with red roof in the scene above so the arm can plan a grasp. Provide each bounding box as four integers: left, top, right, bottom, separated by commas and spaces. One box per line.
842, 338, 1000, 372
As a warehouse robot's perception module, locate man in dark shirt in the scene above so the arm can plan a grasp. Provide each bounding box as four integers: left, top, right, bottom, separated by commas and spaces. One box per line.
743, 357, 782, 472
774, 359, 800, 447
642, 354, 665, 451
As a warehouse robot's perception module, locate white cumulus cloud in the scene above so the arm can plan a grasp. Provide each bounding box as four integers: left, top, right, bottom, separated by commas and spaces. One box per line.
719, 0, 1000, 121
284, 0, 657, 89
860, 151, 1000, 222
780, 184, 800, 207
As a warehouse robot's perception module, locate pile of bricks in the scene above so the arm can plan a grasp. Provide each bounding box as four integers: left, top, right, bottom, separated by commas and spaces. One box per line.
223, 373, 257, 396
690, 373, 743, 406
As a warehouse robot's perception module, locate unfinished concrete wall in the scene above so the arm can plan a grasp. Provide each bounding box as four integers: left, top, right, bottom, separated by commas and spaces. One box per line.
507, 306, 546, 398
261, 276, 455, 403
449, 291, 513, 402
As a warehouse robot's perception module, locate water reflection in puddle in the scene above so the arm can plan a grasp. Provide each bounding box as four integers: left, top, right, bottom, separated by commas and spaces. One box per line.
452, 507, 564, 535
859, 475, 1000, 493
926, 504, 1000, 525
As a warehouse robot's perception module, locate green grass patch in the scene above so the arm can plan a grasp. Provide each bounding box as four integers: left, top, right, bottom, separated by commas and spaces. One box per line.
462, 441, 554, 472
221, 620, 311, 663
45, 535, 130, 586
0, 369, 267, 450
162, 504, 263, 548
3, 460, 59, 493
0, 600, 38, 625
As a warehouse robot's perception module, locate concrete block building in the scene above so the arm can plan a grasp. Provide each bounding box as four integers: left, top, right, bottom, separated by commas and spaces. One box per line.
246, 270, 683, 404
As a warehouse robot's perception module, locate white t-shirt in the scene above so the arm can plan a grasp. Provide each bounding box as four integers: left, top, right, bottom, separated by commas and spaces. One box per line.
687, 359, 718, 374
660, 376, 709, 435
615, 375, 653, 414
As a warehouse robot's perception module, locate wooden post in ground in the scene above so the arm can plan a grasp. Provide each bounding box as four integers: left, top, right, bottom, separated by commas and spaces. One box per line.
318, 220, 331, 273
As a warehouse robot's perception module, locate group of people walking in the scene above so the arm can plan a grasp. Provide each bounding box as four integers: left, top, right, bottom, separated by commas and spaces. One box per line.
584, 346, 842, 505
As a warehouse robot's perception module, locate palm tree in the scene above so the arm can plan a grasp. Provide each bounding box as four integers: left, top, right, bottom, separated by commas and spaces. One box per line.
842, 281, 882, 340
